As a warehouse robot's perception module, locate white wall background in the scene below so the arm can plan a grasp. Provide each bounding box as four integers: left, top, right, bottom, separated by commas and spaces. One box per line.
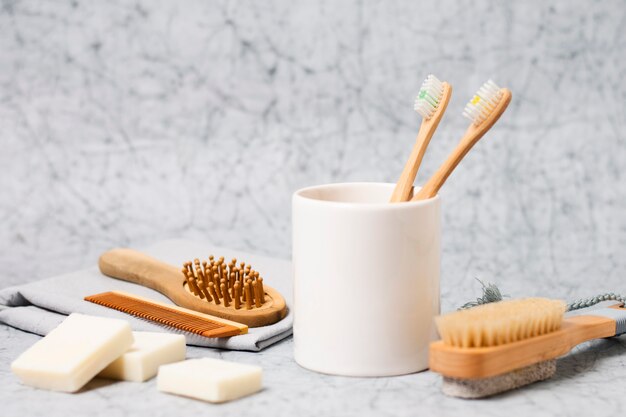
2, 0, 625, 309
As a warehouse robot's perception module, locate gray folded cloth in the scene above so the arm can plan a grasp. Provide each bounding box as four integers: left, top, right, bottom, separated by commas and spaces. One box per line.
0, 239, 293, 351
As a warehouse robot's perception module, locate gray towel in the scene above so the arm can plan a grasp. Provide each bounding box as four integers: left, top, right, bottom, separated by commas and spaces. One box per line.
0, 239, 293, 351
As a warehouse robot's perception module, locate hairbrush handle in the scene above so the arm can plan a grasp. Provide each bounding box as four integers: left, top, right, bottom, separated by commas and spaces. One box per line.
429, 307, 625, 379
99, 248, 183, 296
98, 248, 287, 327
412, 88, 512, 201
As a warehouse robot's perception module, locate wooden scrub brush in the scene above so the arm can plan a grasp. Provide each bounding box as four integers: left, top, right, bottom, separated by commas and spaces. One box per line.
98, 248, 287, 327
429, 297, 626, 398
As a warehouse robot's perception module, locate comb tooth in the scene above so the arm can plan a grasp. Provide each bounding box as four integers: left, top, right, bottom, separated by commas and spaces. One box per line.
84, 292, 242, 337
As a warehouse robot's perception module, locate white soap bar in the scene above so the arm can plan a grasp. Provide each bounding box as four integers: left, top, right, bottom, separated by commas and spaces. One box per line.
11, 313, 133, 392
99, 332, 186, 382
157, 358, 262, 403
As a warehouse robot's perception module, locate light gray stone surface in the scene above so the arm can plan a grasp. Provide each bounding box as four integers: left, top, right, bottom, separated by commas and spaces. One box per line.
2, 324, 626, 417
2, 0, 626, 414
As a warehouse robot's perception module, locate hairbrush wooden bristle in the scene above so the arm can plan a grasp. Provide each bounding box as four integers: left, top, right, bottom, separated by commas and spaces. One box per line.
85, 291, 248, 338
181, 256, 268, 311
98, 248, 287, 327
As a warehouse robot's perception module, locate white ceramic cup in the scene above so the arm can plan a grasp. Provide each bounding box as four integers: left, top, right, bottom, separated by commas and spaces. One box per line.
292, 182, 440, 376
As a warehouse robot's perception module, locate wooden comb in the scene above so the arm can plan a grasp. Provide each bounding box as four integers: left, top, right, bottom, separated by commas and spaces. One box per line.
84, 291, 248, 338
98, 248, 287, 327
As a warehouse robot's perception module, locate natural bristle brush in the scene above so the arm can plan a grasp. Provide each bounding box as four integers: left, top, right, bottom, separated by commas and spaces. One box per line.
97, 248, 287, 327
389, 74, 452, 202
412, 79, 512, 201
429, 298, 626, 398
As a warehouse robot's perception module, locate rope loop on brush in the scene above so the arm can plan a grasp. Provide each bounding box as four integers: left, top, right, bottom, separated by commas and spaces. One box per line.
459, 280, 625, 312
567, 293, 626, 311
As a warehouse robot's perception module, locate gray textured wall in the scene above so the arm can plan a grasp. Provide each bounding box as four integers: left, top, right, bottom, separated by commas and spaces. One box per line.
2, 0, 625, 309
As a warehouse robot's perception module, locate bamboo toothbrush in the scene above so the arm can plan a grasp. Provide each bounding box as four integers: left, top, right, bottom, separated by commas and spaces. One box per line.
389, 74, 452, 202
430, 297, 626, 398
411, 79, 512, 201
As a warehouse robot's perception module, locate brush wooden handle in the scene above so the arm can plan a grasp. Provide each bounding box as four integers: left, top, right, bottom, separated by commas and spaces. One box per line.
98, 248, 287, 328
429, 313, 618, 379
390, 83, 452, 203
412, 89, 512, 201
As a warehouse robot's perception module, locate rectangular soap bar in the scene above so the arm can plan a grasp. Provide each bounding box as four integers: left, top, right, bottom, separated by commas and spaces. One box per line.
11, 313, 133, 392
99, 332, 186, 382
157, 358, 262, 403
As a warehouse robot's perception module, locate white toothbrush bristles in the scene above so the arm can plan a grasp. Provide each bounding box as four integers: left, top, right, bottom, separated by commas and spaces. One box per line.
462, 79, 504, 126
414, 74, 444, 120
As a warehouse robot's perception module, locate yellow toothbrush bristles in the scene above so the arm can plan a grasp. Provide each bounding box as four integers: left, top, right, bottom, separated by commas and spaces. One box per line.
462, 79, 504, 126
435, 298, 567, 348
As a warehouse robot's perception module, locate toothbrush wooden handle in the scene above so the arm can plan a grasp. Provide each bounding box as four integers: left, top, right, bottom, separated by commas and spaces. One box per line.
390, 83, 452, 203
389, 125, 439, 202
412, 88, 512, 201
429, 314, 617, 379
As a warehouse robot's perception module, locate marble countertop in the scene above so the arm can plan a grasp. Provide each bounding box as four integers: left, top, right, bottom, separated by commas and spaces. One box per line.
2, 322, 626, 417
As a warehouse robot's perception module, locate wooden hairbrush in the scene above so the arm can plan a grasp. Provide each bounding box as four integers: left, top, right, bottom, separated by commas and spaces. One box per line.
98, 248, 287, 327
